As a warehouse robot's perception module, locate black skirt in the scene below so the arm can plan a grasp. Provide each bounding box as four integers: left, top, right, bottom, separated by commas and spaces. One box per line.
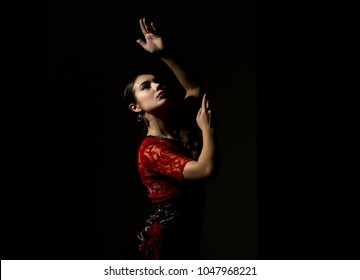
136, 198, 203, 260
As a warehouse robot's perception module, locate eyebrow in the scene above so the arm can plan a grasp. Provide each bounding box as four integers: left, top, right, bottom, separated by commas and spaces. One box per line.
139, 77, 160, 88
139, 80, 151, 89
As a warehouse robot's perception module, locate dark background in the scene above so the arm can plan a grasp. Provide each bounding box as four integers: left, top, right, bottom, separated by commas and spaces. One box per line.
4, 0, 358, 262
46, 0, 257, 259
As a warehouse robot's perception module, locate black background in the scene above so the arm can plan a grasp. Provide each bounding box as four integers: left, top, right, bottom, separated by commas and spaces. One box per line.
46, 0, 256, 260
2, 0, 359, 261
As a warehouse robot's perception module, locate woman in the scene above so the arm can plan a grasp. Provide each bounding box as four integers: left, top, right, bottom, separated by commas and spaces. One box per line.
123, 18, 218, 260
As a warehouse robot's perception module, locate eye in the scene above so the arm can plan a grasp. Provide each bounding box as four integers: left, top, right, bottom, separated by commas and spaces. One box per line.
140, 82, 151, 90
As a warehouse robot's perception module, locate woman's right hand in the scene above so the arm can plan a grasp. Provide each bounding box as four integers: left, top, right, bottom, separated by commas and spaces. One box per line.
196, 94, 214, 133
136, 18, 164, 54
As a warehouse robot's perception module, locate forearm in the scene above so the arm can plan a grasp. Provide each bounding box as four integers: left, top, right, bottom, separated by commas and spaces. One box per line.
197, 129, 216, 175
136, 18, 204, 97
183, 129, 217, 180
156, 50, 203, 97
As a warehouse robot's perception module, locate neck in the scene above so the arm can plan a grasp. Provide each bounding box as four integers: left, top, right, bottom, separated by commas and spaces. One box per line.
146, 114, 174, 139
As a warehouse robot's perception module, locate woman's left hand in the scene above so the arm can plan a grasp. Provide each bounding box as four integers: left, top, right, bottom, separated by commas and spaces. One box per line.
136, 17, 164, 53
196, 94, 214, 132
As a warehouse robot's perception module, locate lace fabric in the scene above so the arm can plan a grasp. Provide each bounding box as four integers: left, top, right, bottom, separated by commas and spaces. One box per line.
137, 136, 193, 203
135, 135, 204, 260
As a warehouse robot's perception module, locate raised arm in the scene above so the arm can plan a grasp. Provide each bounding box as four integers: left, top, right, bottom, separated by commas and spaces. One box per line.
135, 17, 204, 99
182, 94, 218, 181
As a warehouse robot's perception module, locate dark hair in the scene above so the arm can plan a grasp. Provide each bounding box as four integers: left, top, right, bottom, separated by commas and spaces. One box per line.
123, 74, 150, 133
123, 74, 201, 160
123, 77, 137, 105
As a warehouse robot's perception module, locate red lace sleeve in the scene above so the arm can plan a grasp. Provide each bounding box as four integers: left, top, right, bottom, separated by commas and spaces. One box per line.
139, 139, 192, 182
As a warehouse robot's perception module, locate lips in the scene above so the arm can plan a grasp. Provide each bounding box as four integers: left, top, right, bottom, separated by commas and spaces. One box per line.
157, 91, 166, 98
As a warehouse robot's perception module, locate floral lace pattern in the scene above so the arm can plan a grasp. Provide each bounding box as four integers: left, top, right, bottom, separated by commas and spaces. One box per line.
137, 137, 193, 203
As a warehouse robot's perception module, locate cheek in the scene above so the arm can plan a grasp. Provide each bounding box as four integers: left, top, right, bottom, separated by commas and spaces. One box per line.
137, 95, 154, 111
135, 93, 147, 105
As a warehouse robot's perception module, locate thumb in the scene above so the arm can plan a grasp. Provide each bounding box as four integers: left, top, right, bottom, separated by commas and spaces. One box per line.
136, 39, 146, 48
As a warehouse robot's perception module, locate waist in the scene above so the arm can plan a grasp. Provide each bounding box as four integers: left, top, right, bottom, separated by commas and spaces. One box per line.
152, 197, 184, 210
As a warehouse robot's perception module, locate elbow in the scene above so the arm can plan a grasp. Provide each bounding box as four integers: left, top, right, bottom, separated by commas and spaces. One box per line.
185, 87, 202, 99
210, 166, 220, 181
203, 165, 219, 182
182, 160, 219, 181
205, 157, 220, 182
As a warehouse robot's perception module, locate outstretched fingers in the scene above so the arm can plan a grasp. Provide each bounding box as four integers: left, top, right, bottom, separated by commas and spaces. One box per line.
137, 18, 151, 47
139, 17, 156, 35
202, 94, 211, 113
139, 18, 147, 35
206, 98, 212, 125
197, 93, 212, 125
201, 93, 207, 112
150, 21, 157, 32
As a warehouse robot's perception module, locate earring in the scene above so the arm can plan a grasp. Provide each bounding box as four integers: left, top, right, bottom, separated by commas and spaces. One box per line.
137, 113, 143, 122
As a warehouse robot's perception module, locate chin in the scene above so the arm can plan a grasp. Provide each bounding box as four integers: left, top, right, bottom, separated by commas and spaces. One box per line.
150, 102, 172, 115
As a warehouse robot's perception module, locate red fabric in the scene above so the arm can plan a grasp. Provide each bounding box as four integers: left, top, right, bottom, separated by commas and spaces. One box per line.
138, 221, 163, 259
137, 136, 193, 203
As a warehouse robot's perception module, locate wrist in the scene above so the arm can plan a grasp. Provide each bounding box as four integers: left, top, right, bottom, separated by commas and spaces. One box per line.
202, 128, 215, 137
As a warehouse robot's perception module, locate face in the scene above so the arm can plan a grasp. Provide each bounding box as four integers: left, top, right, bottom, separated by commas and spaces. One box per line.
130, 74, 171, 115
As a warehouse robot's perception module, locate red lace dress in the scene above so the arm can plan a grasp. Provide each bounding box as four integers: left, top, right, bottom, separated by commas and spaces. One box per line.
135, 135, 205, 260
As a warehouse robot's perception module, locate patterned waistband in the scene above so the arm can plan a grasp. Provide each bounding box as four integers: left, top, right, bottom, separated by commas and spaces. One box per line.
153, 198, 183, 211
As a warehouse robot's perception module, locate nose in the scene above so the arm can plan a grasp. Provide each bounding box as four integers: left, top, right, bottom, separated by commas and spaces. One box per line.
155, 83, 161, 91
156, 83, 165, 91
